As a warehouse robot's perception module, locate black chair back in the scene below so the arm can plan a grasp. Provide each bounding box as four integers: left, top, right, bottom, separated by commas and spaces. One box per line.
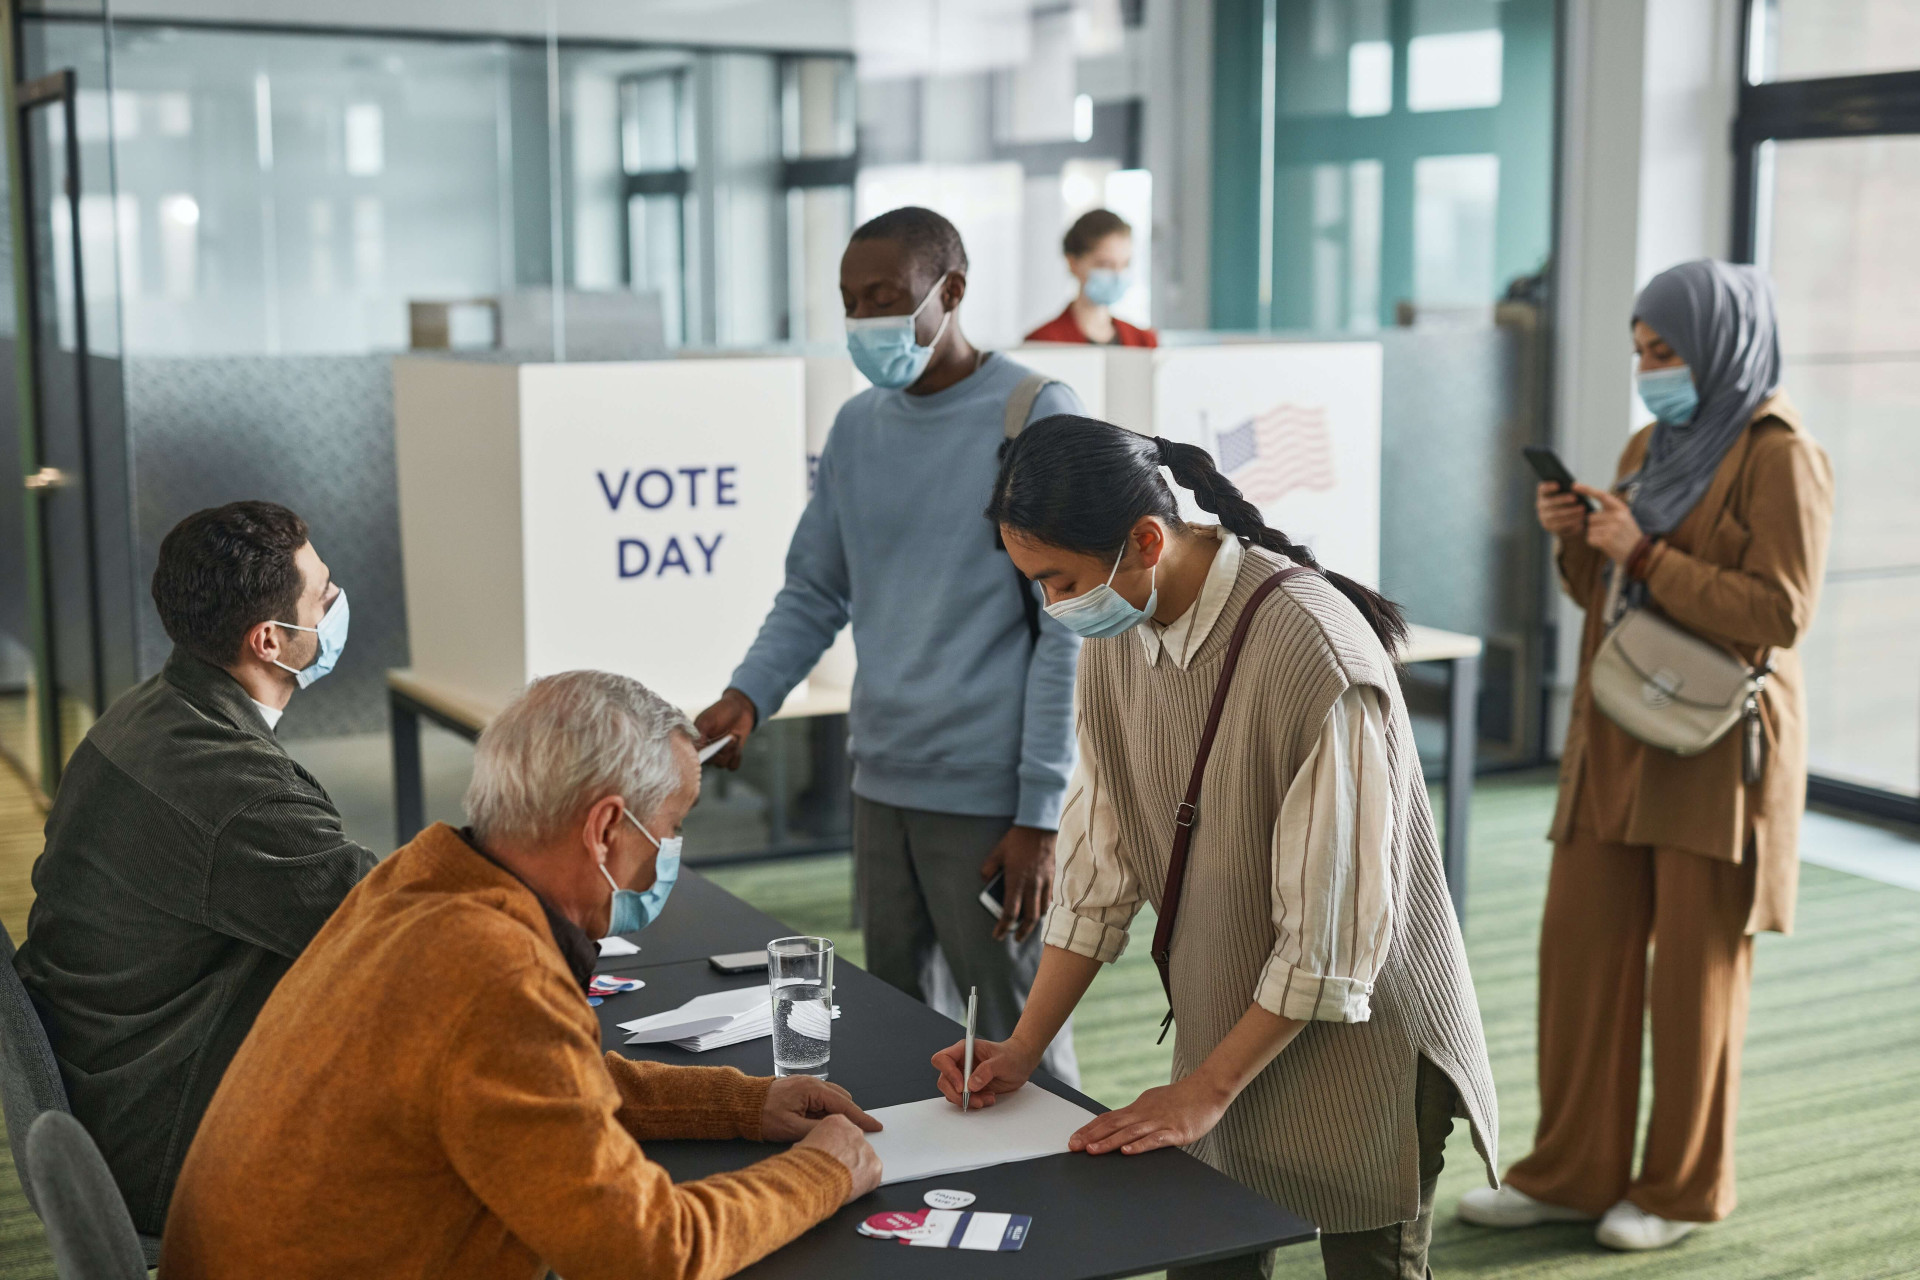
24, 1111, 149, 1280
0, 918, 71, 1216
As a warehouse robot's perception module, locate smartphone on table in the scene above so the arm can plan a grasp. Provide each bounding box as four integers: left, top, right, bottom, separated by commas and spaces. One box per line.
708, 950, 769, 975
1522, 446, 1600, 511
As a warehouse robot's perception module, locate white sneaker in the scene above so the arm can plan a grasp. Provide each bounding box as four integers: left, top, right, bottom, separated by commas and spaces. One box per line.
1457, 1185, 1598, 1228
1595, 1201, 1698, 1251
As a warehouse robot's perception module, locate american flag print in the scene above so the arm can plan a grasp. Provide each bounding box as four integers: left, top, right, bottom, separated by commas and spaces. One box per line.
1211, 403, 1337, 506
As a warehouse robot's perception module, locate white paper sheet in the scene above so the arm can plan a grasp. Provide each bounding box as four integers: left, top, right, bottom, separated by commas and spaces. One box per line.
617, 985, 838, 1052
597, 937, 640, 957
619, 987, 766, 1043
865, 1087, 1099, 1186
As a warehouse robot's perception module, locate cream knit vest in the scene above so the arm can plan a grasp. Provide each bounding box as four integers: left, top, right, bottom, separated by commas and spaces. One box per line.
1078, 545, 1498, 1232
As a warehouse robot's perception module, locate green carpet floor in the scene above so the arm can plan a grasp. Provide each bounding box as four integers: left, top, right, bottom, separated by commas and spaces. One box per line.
700, 774, 1920, 1279
2, 774, 1915, 1277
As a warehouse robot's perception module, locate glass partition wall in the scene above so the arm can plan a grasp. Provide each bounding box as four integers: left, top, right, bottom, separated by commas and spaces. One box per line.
0, 6, 858, 827
3, 1, 129, 792
0, 0, 1165, 850
18, 19, 855, 363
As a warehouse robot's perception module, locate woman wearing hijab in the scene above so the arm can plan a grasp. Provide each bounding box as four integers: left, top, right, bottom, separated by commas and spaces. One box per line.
1458, 260, 1833, 1251
931, 416, 1499, 1280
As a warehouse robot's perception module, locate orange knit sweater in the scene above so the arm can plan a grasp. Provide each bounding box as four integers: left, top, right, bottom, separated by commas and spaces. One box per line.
160, 823, 849, 1280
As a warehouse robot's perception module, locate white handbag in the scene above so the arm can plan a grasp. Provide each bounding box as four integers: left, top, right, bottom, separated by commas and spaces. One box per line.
1588, 569, 1770, 781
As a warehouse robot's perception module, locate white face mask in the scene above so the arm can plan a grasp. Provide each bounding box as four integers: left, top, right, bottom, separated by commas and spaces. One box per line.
271, 589, 349, 690
1042, 543, 1159, 639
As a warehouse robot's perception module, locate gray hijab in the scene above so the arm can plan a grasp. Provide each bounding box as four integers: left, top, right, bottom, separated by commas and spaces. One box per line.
1624, 260, 1781, 535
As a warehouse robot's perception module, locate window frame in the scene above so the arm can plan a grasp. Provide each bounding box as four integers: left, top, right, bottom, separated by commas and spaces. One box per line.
1732, 0, 1920, 822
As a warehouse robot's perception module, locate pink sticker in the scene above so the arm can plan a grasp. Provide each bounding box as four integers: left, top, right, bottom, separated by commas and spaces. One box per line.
860, 1209, 929, 1237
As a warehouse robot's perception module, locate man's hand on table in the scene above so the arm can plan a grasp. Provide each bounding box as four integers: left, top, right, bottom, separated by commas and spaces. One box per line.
981, 825, 1055, 942
760, 1075, 881, 1142
766, 1077, 883, 1202
793, 1115, 884, 1203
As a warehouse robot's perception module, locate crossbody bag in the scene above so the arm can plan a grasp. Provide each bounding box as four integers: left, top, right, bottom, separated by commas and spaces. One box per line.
1588, 570, 1770, 781
1150, 566, 1314, 1042
1586, 437, 1771, 783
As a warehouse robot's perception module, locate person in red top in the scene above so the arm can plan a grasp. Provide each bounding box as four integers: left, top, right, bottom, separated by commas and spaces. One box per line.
1025, 208, 1158, 348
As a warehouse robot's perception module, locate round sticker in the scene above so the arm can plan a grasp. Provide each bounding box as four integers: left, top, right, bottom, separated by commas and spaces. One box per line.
923, 1188, 976, 1209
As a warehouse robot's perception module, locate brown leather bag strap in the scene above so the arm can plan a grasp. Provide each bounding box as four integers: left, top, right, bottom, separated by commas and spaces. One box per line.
1150, 566, 1314, 1040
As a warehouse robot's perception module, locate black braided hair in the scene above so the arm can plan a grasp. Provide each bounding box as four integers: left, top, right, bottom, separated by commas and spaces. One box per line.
986, 414, 1408, 654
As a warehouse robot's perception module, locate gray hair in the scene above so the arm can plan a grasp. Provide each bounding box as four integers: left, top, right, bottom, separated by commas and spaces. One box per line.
465, 670, 696, 845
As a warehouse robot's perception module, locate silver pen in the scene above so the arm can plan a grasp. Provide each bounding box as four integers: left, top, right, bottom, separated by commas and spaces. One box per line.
961, 985, 978, 1113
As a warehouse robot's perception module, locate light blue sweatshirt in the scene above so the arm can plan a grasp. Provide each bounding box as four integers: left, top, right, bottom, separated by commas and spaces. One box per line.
730, 354, 1083, 829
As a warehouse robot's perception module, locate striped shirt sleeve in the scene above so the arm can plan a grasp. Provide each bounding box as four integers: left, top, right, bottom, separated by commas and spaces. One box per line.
1253, 684, 1396, 1023
1042, 712, 1143, 963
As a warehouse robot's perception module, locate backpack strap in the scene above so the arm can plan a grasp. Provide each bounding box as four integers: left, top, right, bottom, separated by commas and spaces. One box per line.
1004, 372, 1058, 440
1150, 566, 1316, 1042
1000, 371, 1061, 645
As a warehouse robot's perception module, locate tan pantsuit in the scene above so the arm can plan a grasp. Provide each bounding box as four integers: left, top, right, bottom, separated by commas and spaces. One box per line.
1509, 395, 1833, 1222
1504, 825, 1756, 1221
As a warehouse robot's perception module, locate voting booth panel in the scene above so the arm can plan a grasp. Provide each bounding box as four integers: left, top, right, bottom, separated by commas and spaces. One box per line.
391, 344, 1379, 716
393, 356, 807, 714
1106, 342, 1383, 588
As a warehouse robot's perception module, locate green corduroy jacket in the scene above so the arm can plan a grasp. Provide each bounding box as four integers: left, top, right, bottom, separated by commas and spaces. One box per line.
13, 648, 377, 1235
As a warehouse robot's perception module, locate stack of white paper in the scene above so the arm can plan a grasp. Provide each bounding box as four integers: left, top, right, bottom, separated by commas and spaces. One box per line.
618, 985, 837, 1052
863, 1087, 1101, 1185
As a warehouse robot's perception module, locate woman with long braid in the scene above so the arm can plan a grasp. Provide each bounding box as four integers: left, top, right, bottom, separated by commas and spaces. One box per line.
932, 416, 1498, 1280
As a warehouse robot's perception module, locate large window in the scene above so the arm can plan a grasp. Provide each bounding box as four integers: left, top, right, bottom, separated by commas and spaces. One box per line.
1210, 0, 1555, 332
1737, 0, 1920, 814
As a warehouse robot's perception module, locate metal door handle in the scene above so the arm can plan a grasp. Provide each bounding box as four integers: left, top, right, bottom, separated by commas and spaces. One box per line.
24, 467, 70, 490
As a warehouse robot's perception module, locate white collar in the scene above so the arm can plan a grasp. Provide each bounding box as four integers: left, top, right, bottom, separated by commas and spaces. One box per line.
1137, 527, 1246, 671
252, 699, 284, 731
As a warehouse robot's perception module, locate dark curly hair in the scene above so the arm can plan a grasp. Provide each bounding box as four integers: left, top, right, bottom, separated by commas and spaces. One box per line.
152, 501, 311, 666
850, 205, 968, 284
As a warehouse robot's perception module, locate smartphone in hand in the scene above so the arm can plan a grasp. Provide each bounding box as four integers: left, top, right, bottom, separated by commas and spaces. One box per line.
1522, 446, 1599, 511
978, 870, 1007, 919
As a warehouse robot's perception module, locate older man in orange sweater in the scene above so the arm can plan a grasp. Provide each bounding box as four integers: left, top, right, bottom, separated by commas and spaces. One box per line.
161, 670, 883, 1280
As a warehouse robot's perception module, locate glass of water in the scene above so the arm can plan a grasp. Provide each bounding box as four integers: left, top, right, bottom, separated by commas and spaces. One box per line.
767, 936, 834, 1078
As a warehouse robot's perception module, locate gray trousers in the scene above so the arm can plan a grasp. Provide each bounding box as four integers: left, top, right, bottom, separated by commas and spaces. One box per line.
853, 797, 1079, 1085
1167, 1056, 1458, 1280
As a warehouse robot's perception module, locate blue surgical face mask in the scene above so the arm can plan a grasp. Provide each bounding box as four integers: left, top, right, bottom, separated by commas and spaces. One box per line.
1043, 543, 1158, 640
272, 589, 349, 690
845, 273, 950, 389
1083, 268, 1131, 308
1637, 364, 1699, 426
600, 810, 681, 937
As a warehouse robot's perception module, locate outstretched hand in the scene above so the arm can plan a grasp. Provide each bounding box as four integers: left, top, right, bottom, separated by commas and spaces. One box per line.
693, 688, 756, 770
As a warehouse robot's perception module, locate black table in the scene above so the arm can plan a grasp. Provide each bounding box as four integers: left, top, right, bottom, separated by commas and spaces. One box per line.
593, 873, 797, 974
595, 881, 1318, 1279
